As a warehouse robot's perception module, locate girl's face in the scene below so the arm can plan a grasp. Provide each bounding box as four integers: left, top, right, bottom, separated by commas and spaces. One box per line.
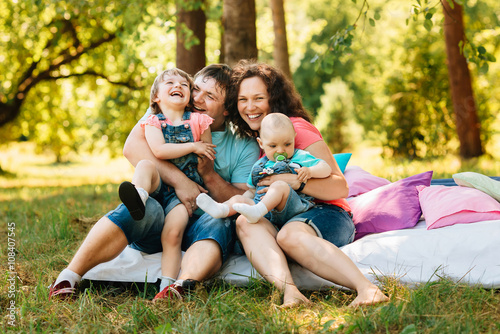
237, 76, 271, 131
154, 74, 191, 111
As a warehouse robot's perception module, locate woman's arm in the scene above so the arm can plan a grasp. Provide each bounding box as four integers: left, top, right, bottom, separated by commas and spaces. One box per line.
257, 141, 348, 201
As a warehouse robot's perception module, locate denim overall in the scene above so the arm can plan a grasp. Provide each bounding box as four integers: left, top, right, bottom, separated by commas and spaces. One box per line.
250, 151, 314, 204
152, 111, 203, 211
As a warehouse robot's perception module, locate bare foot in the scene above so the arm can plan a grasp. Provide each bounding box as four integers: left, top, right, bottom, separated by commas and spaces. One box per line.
282, 286, 311, 309
349, 284, 389, 308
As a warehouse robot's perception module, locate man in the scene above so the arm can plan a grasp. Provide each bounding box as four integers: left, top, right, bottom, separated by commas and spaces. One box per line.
49, 64, 260, 300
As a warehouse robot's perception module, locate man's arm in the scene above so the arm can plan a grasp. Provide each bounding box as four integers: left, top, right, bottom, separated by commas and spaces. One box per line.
123, 123, 205, 216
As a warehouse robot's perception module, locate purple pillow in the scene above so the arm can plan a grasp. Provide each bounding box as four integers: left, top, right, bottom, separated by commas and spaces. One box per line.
349, 171, 433, 240
344, 166, 391, 197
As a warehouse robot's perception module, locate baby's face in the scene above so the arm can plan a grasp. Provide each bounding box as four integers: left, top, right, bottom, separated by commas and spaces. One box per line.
258, 125, 295, 162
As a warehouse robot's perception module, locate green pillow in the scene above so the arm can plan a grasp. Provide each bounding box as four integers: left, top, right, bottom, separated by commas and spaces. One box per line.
453, 172, 500, 202
333, 153, 352, 173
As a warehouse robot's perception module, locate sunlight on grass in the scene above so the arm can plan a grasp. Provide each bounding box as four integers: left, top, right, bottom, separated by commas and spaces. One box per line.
1, 142, 134, 188
350, 140, 500, 181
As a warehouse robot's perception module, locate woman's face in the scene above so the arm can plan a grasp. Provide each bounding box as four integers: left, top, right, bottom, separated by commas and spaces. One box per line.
237, 76, 271, 131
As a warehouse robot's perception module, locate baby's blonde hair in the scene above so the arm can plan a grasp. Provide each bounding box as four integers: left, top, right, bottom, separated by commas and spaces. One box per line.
150, 68, 194, 114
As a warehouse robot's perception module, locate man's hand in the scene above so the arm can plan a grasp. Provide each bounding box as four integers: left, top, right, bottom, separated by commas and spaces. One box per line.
197, 155, 216, 179
174, 177, 207, 216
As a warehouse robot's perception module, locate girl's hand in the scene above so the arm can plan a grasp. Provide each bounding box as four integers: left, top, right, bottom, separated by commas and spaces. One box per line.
192, 141, 216, 160
295, 167, 312, 183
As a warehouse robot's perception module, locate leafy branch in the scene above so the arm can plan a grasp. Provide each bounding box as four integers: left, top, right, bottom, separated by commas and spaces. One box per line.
311, 0, 381, 74
409, 0, 496, 74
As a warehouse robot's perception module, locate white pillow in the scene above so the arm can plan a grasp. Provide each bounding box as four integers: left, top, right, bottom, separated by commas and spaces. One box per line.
453, 172, 500, 202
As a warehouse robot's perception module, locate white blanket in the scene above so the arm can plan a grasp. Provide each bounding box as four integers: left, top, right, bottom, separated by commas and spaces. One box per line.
83, 219, 500, 289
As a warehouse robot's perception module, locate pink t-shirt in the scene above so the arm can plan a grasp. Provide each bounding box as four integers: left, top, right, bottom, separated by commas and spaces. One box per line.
290, 117, 351, 212
141, 112, 213, 141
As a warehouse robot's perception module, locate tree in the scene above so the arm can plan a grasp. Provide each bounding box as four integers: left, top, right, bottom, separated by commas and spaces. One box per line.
442, 0, 482, 158
222, 0, 258, 66
176, 0, 206, 75
270, 0, 291, 78
0, 0, 172, 160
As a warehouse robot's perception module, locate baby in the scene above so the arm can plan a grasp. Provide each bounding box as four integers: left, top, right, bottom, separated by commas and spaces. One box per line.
196, 113, 331, 225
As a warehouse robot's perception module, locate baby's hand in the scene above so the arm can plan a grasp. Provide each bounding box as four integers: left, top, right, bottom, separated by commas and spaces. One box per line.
193, 141, 216, 160
295, 167, 312, 183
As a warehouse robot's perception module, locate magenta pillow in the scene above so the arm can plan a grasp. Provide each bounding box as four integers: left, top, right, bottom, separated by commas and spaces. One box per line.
349, 171, 433, 240
344, 166, 391, 197
417, 185, 500, 230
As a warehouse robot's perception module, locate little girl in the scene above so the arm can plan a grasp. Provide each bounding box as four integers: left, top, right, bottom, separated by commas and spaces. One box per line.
118, 68, 215, 301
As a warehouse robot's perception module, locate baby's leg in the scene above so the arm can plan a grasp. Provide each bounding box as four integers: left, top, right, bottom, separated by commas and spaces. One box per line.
233, 181, 290, 224
119, 160, 160, 220
161, 204, 189, 281
196, 193, 253, 218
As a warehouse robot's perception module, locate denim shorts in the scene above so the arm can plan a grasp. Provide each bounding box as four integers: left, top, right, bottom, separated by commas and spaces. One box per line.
284, 204, 355, 248
106, 199, 235, 262
264, 185, 314, 227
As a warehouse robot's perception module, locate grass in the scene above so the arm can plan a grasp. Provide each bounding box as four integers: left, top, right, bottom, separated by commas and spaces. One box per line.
1, 142, 500, 333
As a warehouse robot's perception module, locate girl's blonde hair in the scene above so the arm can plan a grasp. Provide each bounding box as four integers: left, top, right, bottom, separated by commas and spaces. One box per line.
150, 68, 194, 114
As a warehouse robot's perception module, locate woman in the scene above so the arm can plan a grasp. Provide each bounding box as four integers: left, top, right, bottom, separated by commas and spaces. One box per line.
226, 60, 389, 308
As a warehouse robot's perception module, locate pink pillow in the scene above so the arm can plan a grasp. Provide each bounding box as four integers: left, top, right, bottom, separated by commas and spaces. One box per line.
417, 185, 500, 230
344, 166, 391, 197
349, 171, 433, 240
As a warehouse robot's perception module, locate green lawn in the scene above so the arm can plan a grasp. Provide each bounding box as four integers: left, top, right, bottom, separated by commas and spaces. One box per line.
1, 143, 500, 333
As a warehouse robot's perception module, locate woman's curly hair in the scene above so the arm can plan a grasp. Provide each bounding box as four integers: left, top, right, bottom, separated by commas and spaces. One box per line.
226, 59, 312, 138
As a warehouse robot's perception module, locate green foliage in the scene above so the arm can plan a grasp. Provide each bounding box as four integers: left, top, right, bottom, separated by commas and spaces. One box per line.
295, 0, 499, 159
0, 0, 176, 160
409, 0, 497, 74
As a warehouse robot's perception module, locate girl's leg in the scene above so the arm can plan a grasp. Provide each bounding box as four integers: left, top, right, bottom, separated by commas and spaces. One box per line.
277, 221, 389, 307
233, 181, 290, 223
119, 160, 161, 220
235, 215, 309, 307
160, 204, 189, 280
131, 159, 161, 193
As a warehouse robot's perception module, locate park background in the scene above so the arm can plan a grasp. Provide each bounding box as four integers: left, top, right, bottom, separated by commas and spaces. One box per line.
1, 0, 500, 333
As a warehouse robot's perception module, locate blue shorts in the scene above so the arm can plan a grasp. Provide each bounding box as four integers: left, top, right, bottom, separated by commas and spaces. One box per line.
283, 204, 355, 247
106, 199, 236, 262
264, 185, 314, 227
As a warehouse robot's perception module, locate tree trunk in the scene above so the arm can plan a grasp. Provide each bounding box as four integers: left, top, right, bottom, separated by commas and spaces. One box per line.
176, 0, 206, 76
222, 0, 258, 66
442, 0, 482, 158
270, 0, 291, 78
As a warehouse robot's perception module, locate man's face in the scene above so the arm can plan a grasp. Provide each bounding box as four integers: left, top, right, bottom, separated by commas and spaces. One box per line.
192, 76, 228, 132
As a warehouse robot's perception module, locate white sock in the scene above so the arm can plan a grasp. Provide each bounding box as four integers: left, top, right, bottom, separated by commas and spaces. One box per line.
54, 268, 82, 288
233, 202, 268, 224
136, 187, 149, 206
196, 193, 230, 218
159, 276, 176, 291
174, 279, 184, 287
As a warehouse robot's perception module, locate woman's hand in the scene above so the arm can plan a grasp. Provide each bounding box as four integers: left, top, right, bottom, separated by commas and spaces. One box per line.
192, 141, 216, 160
257, 173, 302, 190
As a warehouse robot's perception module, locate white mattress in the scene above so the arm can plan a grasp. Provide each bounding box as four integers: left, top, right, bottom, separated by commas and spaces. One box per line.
83, 219, 500, 289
